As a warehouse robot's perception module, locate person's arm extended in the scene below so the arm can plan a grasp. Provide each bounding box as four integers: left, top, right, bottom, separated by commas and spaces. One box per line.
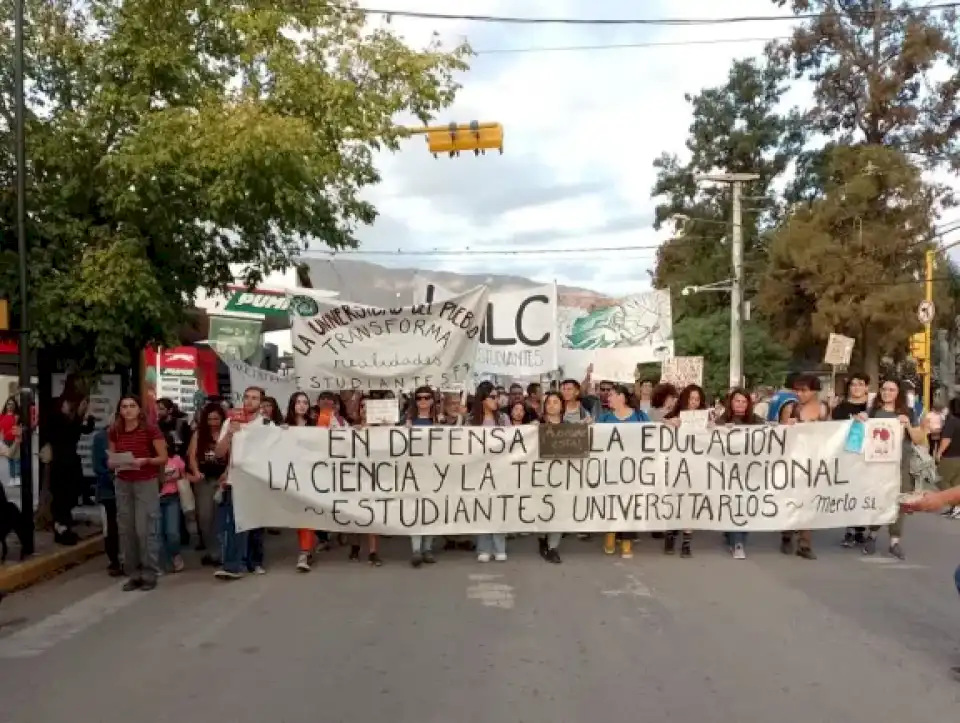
187, 434, 200, 479
903, 486, 960, 512
214, 420, 234, 459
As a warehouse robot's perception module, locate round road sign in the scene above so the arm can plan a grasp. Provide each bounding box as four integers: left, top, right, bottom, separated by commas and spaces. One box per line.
917, 300, 935, 325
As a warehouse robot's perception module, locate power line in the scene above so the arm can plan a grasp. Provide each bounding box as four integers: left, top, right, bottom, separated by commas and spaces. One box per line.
474, 36, 788, 56
304, 244, 664, 257
352, 2, 960, 25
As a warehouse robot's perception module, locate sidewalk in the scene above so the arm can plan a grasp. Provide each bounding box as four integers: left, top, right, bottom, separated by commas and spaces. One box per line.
0, 483, 103, 592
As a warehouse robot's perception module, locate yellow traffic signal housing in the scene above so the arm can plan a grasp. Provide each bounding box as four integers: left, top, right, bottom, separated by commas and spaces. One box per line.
426, 121, 503, 158
909, 331, 927, 360
0, 299, 8, 331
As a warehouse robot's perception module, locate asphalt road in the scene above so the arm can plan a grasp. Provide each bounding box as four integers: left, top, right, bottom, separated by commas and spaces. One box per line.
1, 519, 959, 723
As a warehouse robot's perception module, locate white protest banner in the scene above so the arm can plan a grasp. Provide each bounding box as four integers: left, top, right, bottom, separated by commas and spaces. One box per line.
557, 290, 674, 381
230, 421, 901, 534
222, 357, 300, 408
414, 277, 559, 377
661, 356, 704, 389
288, 286, 488, 392
679, 409, 710, 432
364, 398, 399, 426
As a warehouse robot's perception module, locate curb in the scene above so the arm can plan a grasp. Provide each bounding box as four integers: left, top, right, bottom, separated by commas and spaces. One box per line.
0, 535, 104, 592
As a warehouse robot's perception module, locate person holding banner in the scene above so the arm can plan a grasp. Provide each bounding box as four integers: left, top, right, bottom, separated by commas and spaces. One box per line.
662, 384, 707, 558
286, 392, 323, 573
598, 384, 650, 560
406, 387, 440, 568
716, 389, 764, 560
472, 382, 510, 562
537, 392, 569, 564
187, 402, 228, 568
348, 397, 382, 566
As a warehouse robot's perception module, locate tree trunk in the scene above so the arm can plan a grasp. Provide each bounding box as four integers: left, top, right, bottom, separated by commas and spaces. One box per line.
861, 327, 881, 391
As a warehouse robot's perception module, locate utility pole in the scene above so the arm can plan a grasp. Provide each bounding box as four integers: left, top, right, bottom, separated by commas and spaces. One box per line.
14, 0, 33, 554
924, 249, 934, 411
697, 172, 760, 390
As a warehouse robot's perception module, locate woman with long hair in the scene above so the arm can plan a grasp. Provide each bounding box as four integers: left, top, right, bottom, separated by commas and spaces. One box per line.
472, 381, 510, 562
662, 384, 706, 557
287, 392, 323, 572
508, 401, 537, 425
405, 387, 439, 567
648, 383, 679, 422
46, 389, 96, 545
187, 402, 228, 567
536, 392, 569, 564
863, 378, 926, 559
107, 395, 167, 591
260, 396, 284, 425
716, 388, 763, 559
597, 383, 650, 559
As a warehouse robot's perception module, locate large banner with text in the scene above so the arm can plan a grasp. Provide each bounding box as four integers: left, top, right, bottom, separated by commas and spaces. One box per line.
230, 421, 902, 534
222, 357, 299, 408
288, 286, 489, 392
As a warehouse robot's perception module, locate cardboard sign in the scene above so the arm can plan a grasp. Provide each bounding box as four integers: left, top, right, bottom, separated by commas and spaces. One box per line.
538, 423, 590, 459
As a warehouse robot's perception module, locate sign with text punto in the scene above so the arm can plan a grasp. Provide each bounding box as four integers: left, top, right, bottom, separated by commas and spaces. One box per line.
222, 357, 299, 409
230, 421, 901, 534
413, 278, 559, 377
288, 286, 488, 393
557, 290, 674, 382
661, 356, 704, 389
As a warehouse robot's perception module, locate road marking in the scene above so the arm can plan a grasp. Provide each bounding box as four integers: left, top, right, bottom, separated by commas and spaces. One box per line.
602, 573, 653, 599
0, 585, 142, 659
467, 573, 515, 609
179, 579, 270, 650
858, 557, 927, 569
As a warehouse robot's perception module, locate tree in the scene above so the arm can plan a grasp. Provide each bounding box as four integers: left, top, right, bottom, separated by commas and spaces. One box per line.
771, 0, 960, 198
0, 0, 469, 370
756, 144, 935, 383
672, 311, 791, 399
650, 58, 803, 318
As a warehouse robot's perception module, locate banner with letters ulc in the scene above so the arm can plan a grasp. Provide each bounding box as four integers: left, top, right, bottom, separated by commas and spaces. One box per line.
413, 277, 559, 377
230, 421, 902, 534
287, 286, 489, 392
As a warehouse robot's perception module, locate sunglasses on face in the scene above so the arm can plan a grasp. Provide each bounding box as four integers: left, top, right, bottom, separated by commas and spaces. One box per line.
416, 394, 432, 401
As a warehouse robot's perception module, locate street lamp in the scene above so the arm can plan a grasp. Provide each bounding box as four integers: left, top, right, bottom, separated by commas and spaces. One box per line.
695, 173, 760, 390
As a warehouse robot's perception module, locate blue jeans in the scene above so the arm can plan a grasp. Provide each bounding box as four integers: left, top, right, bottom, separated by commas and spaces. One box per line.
476, 534, 506, 556
7, 457, 19, 480
218, 489, 249, 574
157, 494, 182, 567
725, 531, 749, 546
411, 535, 434, 554
246, 529, 265, 571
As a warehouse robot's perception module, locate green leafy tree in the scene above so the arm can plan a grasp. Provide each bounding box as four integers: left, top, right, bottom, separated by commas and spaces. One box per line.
756, 145, 935, 383
650, 58, 803, 318
672, 311, 790, 399
0, 0, 469, 370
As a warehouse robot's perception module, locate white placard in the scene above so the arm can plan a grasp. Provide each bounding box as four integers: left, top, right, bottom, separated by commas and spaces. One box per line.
414, 278, 558, 376
364, 398, 399, 426
288, 286, 488, 393
661, 356, 704, 389
51, 373, 122, 477
864, 419, 903, 463
557, 290, 674, 381
679, 409, 710, 431
823, 333, 855, 366
222, 357, 300, 409
231, 421, 900, 534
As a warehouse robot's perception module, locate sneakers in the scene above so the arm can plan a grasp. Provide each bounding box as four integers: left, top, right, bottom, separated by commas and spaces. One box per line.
620, 539, 633, 559
122, 578, 142, 592
733, 543, 746, 560
477, 552, 492, 563
140, 578, 157, 591
862, 536, 877, 555
796, 546, 817, 560
368, 552, 382, 567
252, 565, 266, 575
411, 553, 423, 568
889, 542, 905, 560
348, 545, 360, 562
664, 534, 676, 555
296, 552, 311, 572
680, 535, 692, 558
544, 548, 562, 564
780, 536, 794, 555
494, 553, 508, 562
538, 537, 549, 558
841, 531, 856, 547
422, 552, 437, 564
214, 569, 243, 580
603, 533, 617, 555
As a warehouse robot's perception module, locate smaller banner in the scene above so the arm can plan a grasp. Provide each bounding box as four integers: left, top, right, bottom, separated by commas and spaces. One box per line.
209, 316, 264, 366
661, 356, 704, 389
288, 286, 488, 392
222, 357, 299, 408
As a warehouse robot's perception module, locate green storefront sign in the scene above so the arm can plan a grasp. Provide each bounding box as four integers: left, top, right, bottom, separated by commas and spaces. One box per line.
209, 316, 264, 366
224, 290, 289, 317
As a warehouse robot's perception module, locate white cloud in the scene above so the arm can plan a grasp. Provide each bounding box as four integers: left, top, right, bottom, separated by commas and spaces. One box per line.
310, 1, 959, 297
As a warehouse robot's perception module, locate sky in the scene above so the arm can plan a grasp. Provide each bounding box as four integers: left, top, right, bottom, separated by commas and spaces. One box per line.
299, 0, 807, 297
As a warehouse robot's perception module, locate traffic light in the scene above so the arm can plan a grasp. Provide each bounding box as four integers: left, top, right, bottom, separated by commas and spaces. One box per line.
909, 331, 928, 373
426, 121, 503, 158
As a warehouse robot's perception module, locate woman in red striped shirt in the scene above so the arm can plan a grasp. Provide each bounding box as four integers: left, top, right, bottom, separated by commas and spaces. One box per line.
108, 395, 167, 591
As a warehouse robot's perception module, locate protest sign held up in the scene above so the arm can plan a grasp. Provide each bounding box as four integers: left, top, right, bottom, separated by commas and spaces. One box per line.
288, 286, 489, 392
230, 421, 901, 535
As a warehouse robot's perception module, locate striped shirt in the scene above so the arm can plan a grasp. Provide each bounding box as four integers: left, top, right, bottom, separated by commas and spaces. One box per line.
109, 424, 164, 482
